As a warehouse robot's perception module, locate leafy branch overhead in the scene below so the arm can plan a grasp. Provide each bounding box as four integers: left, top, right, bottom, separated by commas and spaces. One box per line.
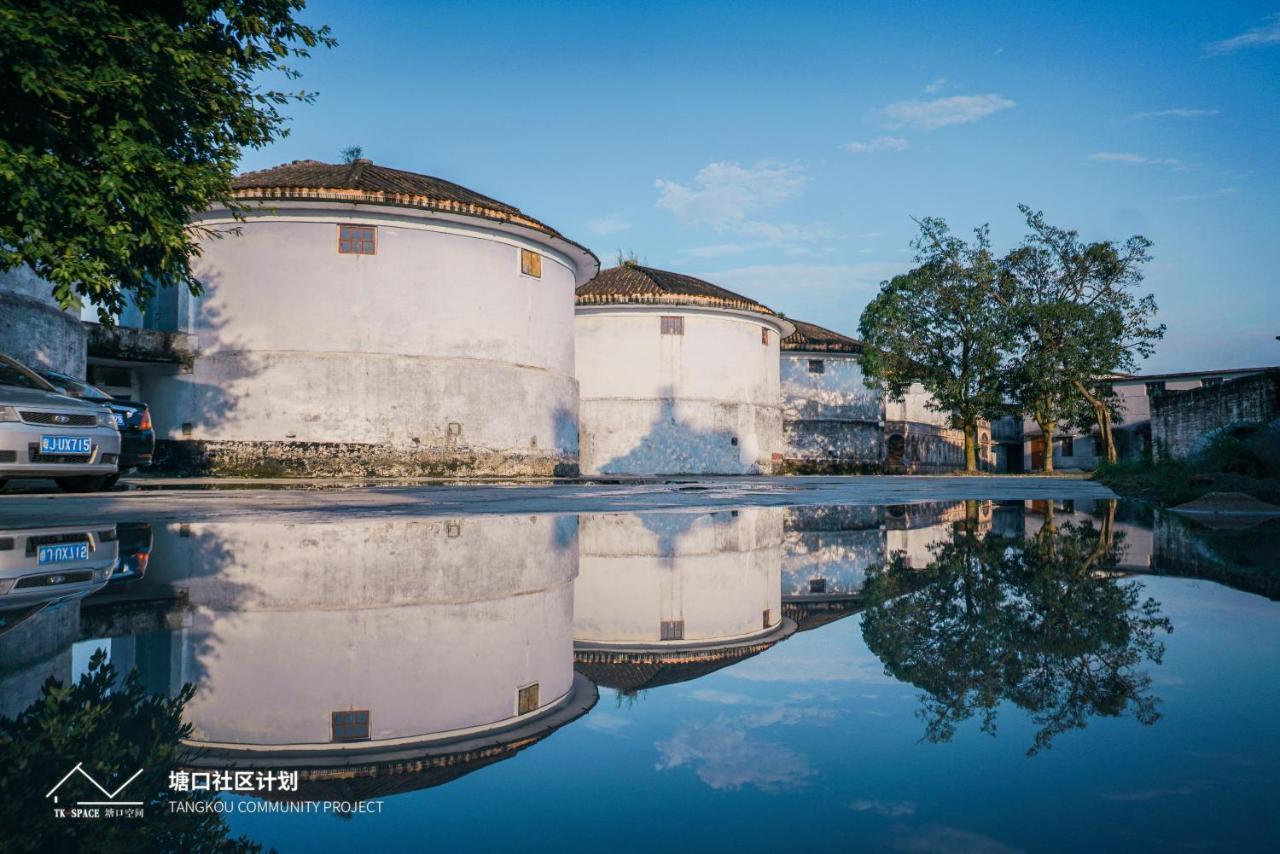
0, 0, 336, 321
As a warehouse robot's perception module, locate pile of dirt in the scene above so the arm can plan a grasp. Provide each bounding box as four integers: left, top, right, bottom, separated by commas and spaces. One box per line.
1172, 491, 1280, 519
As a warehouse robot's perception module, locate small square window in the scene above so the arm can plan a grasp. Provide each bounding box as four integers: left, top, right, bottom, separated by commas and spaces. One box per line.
520, 248, 542, 278
331, 709, 370, 742
338, 225, 376, 255
660, 316, 684, 336
808, 359, 825, 374
517, 683, 539, 716
660, 619, 685, 640
761, 328, 770, 346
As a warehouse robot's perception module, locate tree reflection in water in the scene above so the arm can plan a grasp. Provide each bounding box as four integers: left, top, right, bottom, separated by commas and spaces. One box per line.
0, 651, 264, 853
861, 500, 1173, 755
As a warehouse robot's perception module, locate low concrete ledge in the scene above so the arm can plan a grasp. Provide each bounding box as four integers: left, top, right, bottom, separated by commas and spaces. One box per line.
153, 439, 580, 478
83, 321, 197, 366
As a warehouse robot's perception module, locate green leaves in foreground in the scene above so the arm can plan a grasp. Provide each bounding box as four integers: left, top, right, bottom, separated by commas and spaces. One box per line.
0, 1, 335, 320
0, 650, 264, 853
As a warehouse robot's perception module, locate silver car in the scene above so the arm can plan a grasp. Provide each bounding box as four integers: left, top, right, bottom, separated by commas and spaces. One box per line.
0, 353, 121, 492
0, 524, 117, 608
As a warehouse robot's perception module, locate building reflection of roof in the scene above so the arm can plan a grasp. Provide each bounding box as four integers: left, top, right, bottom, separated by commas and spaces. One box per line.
574, 617, 798, 693
183, 673, 597, 802
783, 595, 868, 632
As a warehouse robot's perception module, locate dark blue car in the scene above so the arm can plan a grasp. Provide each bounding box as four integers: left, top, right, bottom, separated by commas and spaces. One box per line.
39, 371, 154, 487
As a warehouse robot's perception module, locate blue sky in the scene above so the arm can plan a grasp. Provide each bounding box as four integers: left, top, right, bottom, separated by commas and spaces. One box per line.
243, 1, 1280, 373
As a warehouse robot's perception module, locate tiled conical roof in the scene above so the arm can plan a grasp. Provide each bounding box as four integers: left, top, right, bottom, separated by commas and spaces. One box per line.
576, 264, 778, 316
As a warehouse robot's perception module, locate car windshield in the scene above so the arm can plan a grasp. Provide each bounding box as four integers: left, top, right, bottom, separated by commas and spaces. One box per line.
41, 371, 113, 401
0, 355, 56, 391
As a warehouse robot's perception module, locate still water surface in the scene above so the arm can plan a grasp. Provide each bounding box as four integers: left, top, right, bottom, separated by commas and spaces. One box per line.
2, 497, 1277, 851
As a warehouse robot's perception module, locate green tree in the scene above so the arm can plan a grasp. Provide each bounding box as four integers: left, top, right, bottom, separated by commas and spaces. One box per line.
0, 0, 335, 321
0, 651, 266, 852
859, 218, 1009, 471
1003, 206, 1164, 465
861, 501, 1172, 755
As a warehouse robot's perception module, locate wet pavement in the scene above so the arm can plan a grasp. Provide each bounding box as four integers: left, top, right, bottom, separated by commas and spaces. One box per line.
4, 484, 1276, 853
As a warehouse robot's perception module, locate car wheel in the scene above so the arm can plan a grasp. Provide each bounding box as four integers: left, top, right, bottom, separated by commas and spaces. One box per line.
102, 473, 120, 490
55, 476, 111, 493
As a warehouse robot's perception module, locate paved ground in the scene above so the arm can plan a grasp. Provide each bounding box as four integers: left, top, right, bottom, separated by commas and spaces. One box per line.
0, 475, 1116, 525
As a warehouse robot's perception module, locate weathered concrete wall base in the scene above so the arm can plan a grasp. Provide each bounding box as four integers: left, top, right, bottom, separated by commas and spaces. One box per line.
153, 439, 579, 478
783, 420, 884, 473
580, 398, 782, 475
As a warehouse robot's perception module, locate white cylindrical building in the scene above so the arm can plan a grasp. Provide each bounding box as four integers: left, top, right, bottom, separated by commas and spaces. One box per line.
144, 159, 597, 476
574, 264, 792, 475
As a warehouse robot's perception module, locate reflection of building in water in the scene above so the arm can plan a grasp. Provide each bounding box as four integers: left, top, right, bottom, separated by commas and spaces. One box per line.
117, 514, 594, 797
781, 506, 883, 631
574, 509, 795, 691
0, 599, 80, 721
1022, 500, 1154, 571
884, 502, 990, 569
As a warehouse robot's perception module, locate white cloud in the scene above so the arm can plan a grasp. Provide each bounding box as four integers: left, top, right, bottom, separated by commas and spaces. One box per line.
883, 94, 1015, 130
687, 243, 752, 258
655, 161, 808, 230
889, 826, 1024, 854
1126, 108, 1219, 121
1171, 186, 1238, 202
655, 719, 813, 792
586, 215, 630, 236
1088, 152, 1183, 168
924, 77, 951, 94
850, 799, 918, 817
709, 263, 906, 299
736, 220, 831, 242
1207, 13, 1280, 54
843, 136, 910, 154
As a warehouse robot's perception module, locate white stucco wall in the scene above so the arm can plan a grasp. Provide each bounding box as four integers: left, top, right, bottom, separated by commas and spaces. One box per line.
782, 506, 885, 595
574, 509, 783, 645
885, 383, 953, 427
145, 202, 591, 468
143, 514, 577, 746
575, 306, 787, 475
780, 351, 884, 466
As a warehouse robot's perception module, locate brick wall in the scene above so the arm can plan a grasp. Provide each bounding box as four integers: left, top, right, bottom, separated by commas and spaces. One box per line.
1151, 370, 1280, 460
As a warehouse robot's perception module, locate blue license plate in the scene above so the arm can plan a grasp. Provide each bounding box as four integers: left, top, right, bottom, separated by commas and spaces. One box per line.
37, 542, 90, 564
40, 435, 92, 455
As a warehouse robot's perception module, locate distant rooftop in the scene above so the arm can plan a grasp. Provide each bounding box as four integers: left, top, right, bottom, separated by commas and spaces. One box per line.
782, 319, 864, 354
576, 263, 779, 317
1110, 365, 1280, 384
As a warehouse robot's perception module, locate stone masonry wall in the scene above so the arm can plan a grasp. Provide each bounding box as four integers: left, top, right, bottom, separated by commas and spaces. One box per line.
1151, 370, 1280, 460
